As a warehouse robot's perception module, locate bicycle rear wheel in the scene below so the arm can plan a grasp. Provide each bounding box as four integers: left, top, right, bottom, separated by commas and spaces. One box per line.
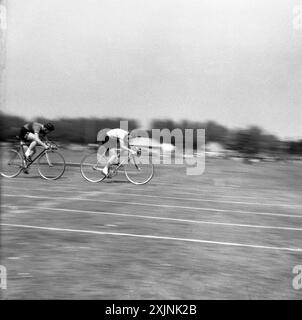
124, 154, 154, 185
38, 151, 66, 180
80, 151, 107, 183
0, 149, 23, 178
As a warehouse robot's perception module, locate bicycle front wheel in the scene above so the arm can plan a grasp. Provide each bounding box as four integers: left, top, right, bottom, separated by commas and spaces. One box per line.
38, 151, 66, 180
124, 155, 154, 185
80, 152, 107, 183
0, 149, 24, 178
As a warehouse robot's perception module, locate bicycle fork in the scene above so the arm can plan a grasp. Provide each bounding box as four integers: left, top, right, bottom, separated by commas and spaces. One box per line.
45, 151, 54, 167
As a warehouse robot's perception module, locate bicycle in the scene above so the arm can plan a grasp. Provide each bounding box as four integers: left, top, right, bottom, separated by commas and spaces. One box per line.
0, 137, 66, 180
80, 145, 154, 185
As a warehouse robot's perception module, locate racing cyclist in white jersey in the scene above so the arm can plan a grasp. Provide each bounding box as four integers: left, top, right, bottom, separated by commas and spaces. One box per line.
99, 128, 136, 177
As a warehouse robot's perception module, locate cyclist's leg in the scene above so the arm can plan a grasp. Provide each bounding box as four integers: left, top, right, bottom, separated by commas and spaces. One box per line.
17, 141, 30, 174
19, 128, 29, 155
21, 142, 36, 157
31, 146, 37, 157
21, 142, 28, 155
18, 129, 31, 172
100, 137, 119, 175
102, 148, 118, 175
24, 133, 37, 158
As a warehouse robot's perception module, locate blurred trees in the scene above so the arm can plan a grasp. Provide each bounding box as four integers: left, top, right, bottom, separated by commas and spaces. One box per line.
287, 140, 302, 155
0, 112, 137, 143
34, 117, 136, 144
0, 112, 26, 140
226, 126, 262, 155
151, 119, 228, 149
151, 119, 302, 156
1, 112, 301, 157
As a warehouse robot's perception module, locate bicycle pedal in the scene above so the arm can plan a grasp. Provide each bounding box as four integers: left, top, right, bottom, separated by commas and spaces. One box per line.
108, 169, 117, 178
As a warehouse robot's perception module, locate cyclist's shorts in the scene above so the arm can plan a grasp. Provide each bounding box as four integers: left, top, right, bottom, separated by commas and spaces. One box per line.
19, 127, 30, 141
99, 134, 120, 150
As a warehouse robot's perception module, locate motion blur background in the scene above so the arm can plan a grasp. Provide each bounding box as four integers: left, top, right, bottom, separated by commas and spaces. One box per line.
0, 0, 302, 160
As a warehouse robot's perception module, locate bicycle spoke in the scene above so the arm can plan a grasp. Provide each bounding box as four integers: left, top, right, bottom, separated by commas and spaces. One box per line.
124, 155, 154, 185
38, 151, 66, 180
80, 152, 107, 182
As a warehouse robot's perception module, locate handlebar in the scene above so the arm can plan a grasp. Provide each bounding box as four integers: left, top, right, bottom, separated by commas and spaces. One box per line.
117, 146, 141, 156
45, 141, 58, 150
130, 147, 141, 157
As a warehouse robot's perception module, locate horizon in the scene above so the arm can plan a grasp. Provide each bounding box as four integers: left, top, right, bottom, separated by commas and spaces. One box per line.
1, 109, 301, 142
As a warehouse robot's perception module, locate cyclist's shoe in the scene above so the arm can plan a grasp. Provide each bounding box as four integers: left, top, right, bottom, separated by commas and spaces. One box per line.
92, 165, 103, 172
25, 155, 32, 163
23, 168, 29, 174
101, 167, 109, 177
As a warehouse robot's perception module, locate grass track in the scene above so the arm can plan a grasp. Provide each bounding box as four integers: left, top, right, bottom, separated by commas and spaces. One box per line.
1, 153, 302, 299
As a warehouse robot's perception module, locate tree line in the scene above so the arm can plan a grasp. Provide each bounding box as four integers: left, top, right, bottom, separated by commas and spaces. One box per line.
0, 112, 137, 144
0, 112, 301, 156
151, 119, 302, 156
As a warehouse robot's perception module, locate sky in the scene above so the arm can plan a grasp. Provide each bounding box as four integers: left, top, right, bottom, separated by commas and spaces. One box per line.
1, 0, 302, 139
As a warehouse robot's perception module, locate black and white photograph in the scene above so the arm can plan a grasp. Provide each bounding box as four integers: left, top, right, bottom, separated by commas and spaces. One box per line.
0, 0, 302, 302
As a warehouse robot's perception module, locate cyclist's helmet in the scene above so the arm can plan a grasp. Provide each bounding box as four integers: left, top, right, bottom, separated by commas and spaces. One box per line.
44, 122, 55, 132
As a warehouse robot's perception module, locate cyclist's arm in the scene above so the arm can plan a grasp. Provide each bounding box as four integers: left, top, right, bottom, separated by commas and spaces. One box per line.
32, 133, 49, 149
119, 138, 135, 154
43, 135, 50, 143
32, 123, 49, 148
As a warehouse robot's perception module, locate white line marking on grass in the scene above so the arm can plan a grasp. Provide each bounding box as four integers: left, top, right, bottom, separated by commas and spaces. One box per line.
3, 185, 302, 209
1, 182, 284, 202
2, 193, 302, 219
55, 185, 273, 201
5, 183, 301, 204
169, 189, 266, 200
3, 204, 302, 232
2, 185, 260, 200
1, 223, 302, 253
67, 190, 302, 208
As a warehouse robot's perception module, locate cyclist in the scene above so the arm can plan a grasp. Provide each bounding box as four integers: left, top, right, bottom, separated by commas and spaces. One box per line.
98, 128, 136, 177
19, 122, 55, 162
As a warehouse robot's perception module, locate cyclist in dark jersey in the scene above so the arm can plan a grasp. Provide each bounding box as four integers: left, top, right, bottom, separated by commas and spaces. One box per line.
19, 122, 55, 161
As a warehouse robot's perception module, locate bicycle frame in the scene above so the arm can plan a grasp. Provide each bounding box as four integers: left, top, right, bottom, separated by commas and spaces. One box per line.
109, 156, 128, 173
106, 148, 140, 175
1, 138, 65, 180
19, 142, 54, 168
80, 145, 152, 184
